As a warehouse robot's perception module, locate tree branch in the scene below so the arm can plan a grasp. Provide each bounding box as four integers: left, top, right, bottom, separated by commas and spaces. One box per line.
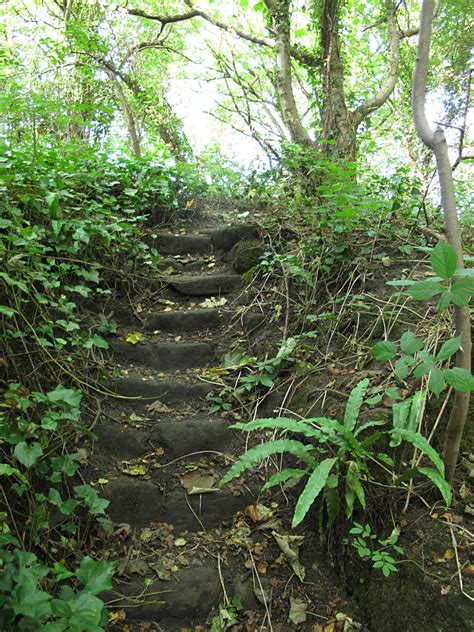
127, 8, 200, 25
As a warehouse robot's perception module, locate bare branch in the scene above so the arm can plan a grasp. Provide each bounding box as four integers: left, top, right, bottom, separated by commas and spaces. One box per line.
127, 8, 200, 25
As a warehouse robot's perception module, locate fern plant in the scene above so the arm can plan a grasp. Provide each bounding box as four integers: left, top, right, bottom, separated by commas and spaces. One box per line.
220, 379, 451, 530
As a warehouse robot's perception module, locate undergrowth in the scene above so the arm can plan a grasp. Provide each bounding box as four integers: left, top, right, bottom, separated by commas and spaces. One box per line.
0, 140, 203, 629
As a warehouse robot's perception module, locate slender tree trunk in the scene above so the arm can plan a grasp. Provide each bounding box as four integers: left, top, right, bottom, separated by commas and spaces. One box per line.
412, 0, 471, 484
110, 73, 142, 158
265, 0, 314, 147
319, 0, 356, 161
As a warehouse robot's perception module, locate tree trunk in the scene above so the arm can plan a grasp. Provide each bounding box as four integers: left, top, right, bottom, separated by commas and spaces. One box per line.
412, 0, 471, 484
265, 0, 314, 147
319, 0, 357, 162
111, 73, 142, 158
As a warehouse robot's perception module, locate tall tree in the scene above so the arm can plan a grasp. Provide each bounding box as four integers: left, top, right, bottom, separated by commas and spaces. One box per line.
412, 0, 471, 484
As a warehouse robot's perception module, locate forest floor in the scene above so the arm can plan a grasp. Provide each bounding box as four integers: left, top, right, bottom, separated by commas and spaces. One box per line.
80, 202, 473, 631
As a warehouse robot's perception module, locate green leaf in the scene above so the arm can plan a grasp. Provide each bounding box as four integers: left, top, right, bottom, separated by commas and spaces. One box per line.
437, 290, 452, 311
324, 474, 340, 530
451, 277, 474, 306
444, 368, 474, 392
14, 441, 43, 467
430, 241, 458, 280
231, 417, 323, 439
344, 379, 369, 430
292, 458, 337, 528
0, 305, 17, 317
220, 439, 317, 487
400, 331, 424, 355
47, 385, 82, 408
262, 468, 307, 490
428, 368, 446, 397
345, 461, 365, 518
394, 356, 414, 380
392, 428, 444, 475
76, 557, 114, 594
418, 467, 452, 507
412, 361, 434, 378
83, 334, 109, 349
436, 336, 462, 362
407, 280, 444, 301
372, 341, 397, 361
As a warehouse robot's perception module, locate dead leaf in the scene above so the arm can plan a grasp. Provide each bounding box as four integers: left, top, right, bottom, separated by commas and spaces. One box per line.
464, 564, 474, 578
272, 531, 305, 582
288, 597, 307, 625
76, 448, 88, 464
146, 399, 171, 413
125, 332, 145, 344
441, 512, 464, 524
174, 537, 187, 547
180, 470, 216, 491
187, 486, 219, 495
127, 559, 149, 575
244, 503, 273, 524
433, 549, 455, 564
108, 610, 126, 625
121, 464, 147, 477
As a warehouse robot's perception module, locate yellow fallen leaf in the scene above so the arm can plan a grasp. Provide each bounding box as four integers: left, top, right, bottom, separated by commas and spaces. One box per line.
122, 465, 147, 476
97, 478, 109, 485
125, 332, 144, 345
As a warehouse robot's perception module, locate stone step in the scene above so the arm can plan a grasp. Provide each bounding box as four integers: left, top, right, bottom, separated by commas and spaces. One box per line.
110, 340, 216, 371
151, 224, 257, 256
168, 273, 242, 296
143, 308, 226, 333
107, 372, 213, 404
103, 477, 253, 531
104, 567, 220, 628
95, 417, 233, 460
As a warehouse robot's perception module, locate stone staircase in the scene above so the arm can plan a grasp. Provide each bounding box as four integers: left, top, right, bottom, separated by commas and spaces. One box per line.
91, 220, 263, 628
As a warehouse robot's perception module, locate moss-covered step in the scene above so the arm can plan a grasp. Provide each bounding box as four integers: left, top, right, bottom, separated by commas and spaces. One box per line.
94, 417, 233, 460
106, 372, 213, 404
102, 477, 253, 530
110, 340, 216, 371
143, 308, 227, 333
167, 273, 242, 296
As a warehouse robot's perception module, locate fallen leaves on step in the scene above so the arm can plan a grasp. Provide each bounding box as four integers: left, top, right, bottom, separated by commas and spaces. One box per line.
126, 559, 150, 575
244, 503, 273, 524
200, 297, 228, 308
272, 531, 305, 582
433, 548, 455, 564
108, 610, 126, 625
121, 463, 147, 477
180, 470, 216, 494
125, 332, 145, 344
288, 597, 307, 625
146, 399, 171, 413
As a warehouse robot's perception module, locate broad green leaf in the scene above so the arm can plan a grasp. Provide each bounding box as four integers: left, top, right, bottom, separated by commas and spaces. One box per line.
430, 241, 458, 280
345, 461, 365, 518
418, 467, 452, 507
76, 557, 114, 594
400, 331, 424, 355
84, 334, 109, 349
372, 341, 397, 361
451, 277, 474, 306
14, 441, 43, 467
412, 361, 434, 378
292, 458, 337, 528
231, 417, 322, 438
47, 385, 82, 408
392, 428, 444, 475
394, 356, 414, 380
428, 368, 446, 397
262, 468, 306, 490
324, 475, 340, 530
0, 305, 17, 317
407, 280, 444, 301
436, 336, 462, 361
444, 368, 474, 392
220, 439, 317, 487
344, 379, 369, 430
66, 591, 104, 628
437, 290, 452, 311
